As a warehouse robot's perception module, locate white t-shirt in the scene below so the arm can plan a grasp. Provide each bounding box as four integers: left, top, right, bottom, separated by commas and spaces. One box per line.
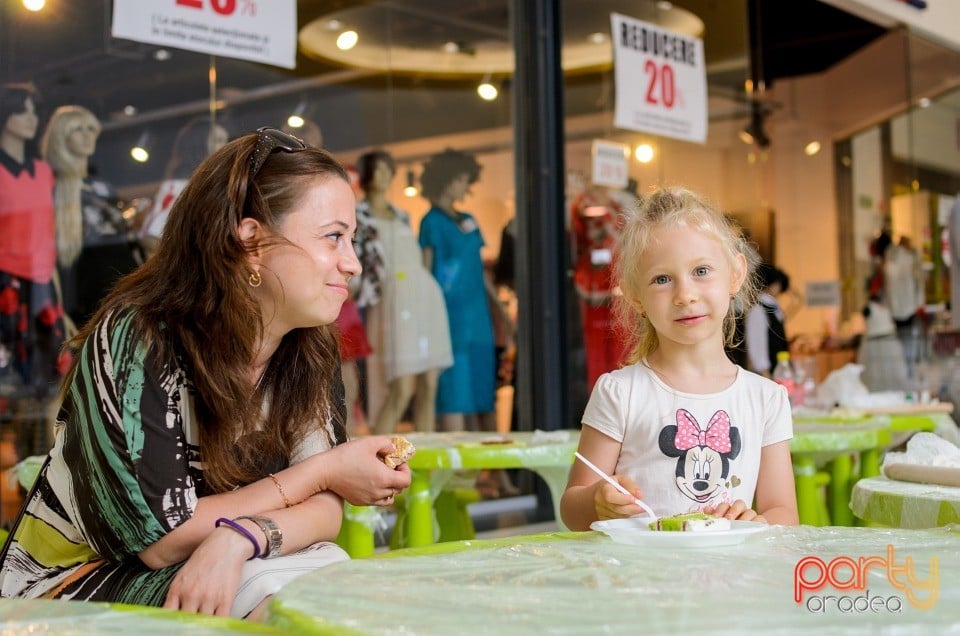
582, 361, 793, 516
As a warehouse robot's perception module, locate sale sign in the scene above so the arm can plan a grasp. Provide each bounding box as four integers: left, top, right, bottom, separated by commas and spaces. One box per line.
591, 139, 630, 189
112, 0, 297, 69
611, 13, 707, 144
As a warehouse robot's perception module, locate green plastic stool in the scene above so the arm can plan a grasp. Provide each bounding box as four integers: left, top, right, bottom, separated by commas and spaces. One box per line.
391, 487, 480, 549
812, 471, 831, 526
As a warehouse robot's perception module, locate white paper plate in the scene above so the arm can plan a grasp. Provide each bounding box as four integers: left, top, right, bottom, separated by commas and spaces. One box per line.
590, 517, 769, 548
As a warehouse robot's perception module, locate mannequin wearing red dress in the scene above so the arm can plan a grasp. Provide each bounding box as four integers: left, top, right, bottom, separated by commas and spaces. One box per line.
570, 186, 626, 391
0, 84, 68, 398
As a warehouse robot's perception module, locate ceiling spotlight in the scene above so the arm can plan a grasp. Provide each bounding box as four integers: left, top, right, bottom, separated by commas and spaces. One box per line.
917, 97, 931, 108
153, 49, 171, 61
403, 170, 418, 197
23, 0, 45, 11
325, 19, 344, 31
477, 74, 498, 101
130, 131, 151, 163
634, 143, 654, 163
587, 32, 607, 45
804, 141, 821, 156
336, 30, 358, 51
442, 41, 460, 53
657, 1, 673, 10
122, 105, 138, 116
287, 99, 308, 128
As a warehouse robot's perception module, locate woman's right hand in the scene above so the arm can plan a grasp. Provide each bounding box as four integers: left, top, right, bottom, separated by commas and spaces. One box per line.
594, 474, 645, 521
316, 436, 412, 506
163, 522, 256, 616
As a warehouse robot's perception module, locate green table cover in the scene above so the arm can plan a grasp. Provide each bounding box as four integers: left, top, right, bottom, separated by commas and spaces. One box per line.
0, 598, 282, 634
269, 525, 959, 635
851, 476, 960, 528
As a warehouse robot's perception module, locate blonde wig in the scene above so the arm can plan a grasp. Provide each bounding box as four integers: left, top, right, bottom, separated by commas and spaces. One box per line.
42, 105, 101, 267
613, 187, 761, 364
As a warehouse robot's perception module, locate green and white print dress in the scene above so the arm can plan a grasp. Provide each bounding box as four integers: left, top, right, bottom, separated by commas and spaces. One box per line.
0, 308, 343, 608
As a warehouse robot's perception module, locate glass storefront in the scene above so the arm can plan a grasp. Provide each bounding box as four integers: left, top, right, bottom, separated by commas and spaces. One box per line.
2, 1, 960, 522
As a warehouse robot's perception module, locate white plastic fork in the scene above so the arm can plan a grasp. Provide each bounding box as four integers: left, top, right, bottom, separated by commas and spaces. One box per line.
574, 452, 657, 520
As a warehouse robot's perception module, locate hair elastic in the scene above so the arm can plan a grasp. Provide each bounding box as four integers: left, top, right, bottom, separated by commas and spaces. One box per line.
215, 517, 261, 560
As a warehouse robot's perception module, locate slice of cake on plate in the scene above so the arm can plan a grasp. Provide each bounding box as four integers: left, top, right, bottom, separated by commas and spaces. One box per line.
648, 512, 731, 532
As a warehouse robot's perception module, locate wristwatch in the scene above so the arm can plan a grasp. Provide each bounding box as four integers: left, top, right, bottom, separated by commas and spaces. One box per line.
237, 515, 282, 559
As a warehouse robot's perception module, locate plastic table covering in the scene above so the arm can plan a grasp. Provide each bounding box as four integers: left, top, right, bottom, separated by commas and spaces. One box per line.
0, 598, 282, 634
268, 525, 960, 635
851, 476, 960, 528
338, 430, 579, 555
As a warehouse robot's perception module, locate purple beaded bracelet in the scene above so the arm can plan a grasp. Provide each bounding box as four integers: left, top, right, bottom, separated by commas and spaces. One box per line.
215, 517, 261, 560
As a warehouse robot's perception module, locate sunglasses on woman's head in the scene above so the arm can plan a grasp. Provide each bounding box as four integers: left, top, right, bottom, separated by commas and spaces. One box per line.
249, 126, 307, 180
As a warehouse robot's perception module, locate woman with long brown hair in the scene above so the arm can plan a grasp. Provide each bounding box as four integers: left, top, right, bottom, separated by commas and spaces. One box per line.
0, 128, 411, 619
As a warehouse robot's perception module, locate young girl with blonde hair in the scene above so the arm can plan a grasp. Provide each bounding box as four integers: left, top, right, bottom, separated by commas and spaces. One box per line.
561, 188, 798, 529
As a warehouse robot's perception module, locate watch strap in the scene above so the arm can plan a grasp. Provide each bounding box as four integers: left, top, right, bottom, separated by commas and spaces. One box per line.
236, 515, 282, 559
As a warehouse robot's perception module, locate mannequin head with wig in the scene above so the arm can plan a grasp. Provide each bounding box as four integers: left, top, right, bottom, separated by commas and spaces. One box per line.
41, 105, 101, 267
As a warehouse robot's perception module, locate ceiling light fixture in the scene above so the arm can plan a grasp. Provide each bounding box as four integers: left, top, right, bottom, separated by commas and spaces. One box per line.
804, 141, 821, 156
477, 73, 498, 101
287, 99, 308, 128
587, 32, 607, 45
917, 97, 931, 108
153, 49, 171, 62
336, 30, 358, 51
634, 143, 654, 163
23, 0, 44, 11
442, 41, 460, 54
130, 131, 151, 163
403, 170, 418, 197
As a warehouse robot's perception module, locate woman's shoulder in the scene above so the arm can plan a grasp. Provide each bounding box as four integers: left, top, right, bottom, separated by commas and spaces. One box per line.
87, 306, 163, 359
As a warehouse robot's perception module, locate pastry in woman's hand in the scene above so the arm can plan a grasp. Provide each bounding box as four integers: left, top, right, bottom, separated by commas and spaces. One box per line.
383, 436, 415, 468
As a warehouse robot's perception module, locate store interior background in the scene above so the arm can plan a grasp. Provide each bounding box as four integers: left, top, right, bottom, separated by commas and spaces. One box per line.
3, 0, 960, 413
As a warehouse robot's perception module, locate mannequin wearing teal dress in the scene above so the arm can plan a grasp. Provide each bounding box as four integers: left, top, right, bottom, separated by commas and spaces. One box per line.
418, 149, 510, 434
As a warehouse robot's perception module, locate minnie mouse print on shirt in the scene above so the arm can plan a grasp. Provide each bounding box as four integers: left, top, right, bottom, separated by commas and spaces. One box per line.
658, 409, 742, 509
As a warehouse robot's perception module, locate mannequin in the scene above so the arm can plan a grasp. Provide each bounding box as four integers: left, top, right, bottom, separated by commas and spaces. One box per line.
883, 235, 924, 375
357, 150, 452, 434
419, 148, 512, 434
569, 185, 626, 391
42, 105, 141, 328
340, 159, 376, 435
0, 84, 67, 398
140, 115, 230, 256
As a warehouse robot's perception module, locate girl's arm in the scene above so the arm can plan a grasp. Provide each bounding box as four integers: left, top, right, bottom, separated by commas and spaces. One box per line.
560, 426, 645, 530
753, 440, 799, 525
140, 436, 410, 568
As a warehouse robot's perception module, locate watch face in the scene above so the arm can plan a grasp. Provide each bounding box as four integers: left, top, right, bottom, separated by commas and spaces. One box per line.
240, 515, 282, 559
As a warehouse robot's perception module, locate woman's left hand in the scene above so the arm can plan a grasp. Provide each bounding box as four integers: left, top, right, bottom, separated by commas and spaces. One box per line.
162, 524, 254, 616
315, 436, 412, 506
704, 500, 767, 524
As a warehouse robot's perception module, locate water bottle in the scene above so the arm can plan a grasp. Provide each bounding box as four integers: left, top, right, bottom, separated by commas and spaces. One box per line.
772, 351, 802, 407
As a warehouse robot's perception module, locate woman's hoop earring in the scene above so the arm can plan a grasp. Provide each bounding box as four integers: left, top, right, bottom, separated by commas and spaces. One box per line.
248, 270, 262, 287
